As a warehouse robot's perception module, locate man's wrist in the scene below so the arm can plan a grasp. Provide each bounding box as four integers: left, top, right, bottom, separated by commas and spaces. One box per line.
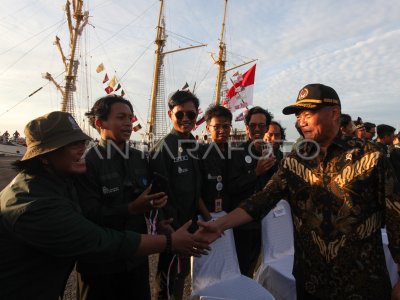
164, 233, 172, 253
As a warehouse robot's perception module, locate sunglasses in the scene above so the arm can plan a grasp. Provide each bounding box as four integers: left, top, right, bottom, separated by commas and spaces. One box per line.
174, 110, 197, 120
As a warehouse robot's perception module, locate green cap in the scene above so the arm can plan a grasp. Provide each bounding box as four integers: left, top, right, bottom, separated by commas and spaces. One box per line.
21, 111, 91, 161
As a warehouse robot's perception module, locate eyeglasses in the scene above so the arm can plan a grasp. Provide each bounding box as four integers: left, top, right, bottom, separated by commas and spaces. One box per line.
174, 110, 197, 120
208, 124, 232, 131
248, 123, 267, 131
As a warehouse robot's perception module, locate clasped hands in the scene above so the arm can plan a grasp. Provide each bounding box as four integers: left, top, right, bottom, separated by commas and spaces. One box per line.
156, 218, 224, 257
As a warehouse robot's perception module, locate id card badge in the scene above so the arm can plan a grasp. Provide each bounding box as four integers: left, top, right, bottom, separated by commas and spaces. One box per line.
215, 198, 223, 212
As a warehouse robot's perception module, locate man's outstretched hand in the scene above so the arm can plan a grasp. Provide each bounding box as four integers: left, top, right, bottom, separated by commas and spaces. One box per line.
195, 219, 224, 245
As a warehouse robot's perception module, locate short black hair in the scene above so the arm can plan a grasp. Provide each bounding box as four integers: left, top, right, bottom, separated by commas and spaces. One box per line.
204, 105, 232, 124
168, 90, 200, 110
12, 157, 46, 176
244, 106, 272, 126
85, 95, 133, 129
377, 124, 396, 138
340, 113, 352, 128
364, 122, 376, 132
270, 120, 286, 141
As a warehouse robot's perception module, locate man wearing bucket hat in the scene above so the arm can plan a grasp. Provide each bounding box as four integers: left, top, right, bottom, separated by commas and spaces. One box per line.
197, 84, 400, 299
0, 111, 209, 300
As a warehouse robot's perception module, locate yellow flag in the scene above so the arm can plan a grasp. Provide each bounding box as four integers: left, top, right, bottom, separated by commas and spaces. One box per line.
96, 63, 104, 73
109, 75, 118, 88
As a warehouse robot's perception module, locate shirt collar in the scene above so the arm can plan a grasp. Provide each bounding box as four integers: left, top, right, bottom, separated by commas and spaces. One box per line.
98, 138, 130, 158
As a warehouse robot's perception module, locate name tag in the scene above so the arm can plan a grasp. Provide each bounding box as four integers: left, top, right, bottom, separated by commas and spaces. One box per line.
173, 155, 189, 163
215, 198, 222, 212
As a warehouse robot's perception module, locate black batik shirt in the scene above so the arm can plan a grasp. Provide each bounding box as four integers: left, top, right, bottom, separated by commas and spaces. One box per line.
240, 134, 400, 299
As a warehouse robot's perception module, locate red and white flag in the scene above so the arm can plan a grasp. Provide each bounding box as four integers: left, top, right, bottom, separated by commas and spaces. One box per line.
225, 64, 256, 112
235, 110, 247, 122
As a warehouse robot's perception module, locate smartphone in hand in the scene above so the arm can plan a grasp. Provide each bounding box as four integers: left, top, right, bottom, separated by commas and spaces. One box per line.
150, 172, 169, 194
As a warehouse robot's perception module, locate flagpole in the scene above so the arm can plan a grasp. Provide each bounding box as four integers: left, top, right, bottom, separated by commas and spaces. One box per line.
147, 0, 164, 143
145, 0, 206, 146
213, 0, 228, 105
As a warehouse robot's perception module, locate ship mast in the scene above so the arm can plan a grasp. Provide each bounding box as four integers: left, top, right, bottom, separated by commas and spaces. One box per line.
42, 0, 89, 115
213, 0, 228, 105
212, 0, 256, 105
146, 0, 206, 145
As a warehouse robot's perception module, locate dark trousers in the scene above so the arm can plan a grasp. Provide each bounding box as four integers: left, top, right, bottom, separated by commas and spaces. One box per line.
233, 226, 262, 277
156, 253, 190, 300
77, 263, 150, 300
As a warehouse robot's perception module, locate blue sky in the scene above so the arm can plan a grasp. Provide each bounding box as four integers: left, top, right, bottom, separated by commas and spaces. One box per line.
0, 0, 399, 140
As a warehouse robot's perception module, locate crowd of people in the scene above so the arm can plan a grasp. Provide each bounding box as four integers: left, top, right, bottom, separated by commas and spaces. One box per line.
0, 83, 400, 300
0, 130, 20, 144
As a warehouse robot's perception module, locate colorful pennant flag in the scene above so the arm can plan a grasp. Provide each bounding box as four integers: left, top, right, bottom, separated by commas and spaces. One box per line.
131, 115, 138, 123
225, 64, 256, 112
109, 75, 118, 88
102, 73, 109, 84
96, 63, 104, 73
115, 83, 122, 92
181, 82, 189, 91
121, 90, 125, 97
132, 124, 142, 132
105, 86, 113, 94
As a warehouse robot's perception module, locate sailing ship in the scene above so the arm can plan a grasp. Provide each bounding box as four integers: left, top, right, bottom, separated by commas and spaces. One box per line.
2, 0, 256, 154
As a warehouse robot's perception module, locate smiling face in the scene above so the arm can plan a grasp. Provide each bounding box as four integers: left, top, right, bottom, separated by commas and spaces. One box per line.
96, 102, 134, 146
245, 113, 268, 141
296, 106, 340, 148
206, 116, 232, 144
168, 101, 198, 137
45, 140, 87, 175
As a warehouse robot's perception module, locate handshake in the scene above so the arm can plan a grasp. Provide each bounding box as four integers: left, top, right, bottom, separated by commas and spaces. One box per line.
156, 215, 223, 257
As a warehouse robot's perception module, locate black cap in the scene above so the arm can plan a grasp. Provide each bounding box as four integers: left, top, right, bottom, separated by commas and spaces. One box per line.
282, 83, 341, 115
354, 117, 364, 129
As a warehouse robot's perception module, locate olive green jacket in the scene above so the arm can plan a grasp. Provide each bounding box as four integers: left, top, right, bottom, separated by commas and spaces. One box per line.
0, 172, 141, 299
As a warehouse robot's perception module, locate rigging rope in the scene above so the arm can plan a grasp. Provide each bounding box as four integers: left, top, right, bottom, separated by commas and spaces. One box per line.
0, 21, 66, 78
0, 72, 65, 117
0, 2, 34, 23
0, 19, 65, 56
86, 1, 157, 56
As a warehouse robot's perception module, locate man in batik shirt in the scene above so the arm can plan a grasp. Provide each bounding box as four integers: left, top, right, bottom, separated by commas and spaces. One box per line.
199, 83, 400, 300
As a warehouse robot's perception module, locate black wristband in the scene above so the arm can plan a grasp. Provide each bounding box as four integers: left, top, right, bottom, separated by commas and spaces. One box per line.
164, 233, 172, 254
